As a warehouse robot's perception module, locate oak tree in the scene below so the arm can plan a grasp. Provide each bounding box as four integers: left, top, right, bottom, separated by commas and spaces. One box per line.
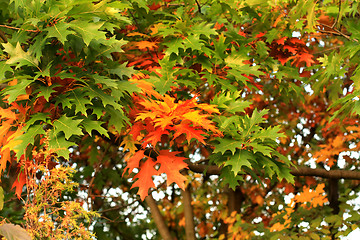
0, 0, 359, 239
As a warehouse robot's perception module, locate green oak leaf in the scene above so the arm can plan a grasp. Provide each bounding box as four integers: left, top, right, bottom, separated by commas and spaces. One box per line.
0, 61, 13, 80
53, 115, 83, 140
108, 62, 135, 79
14, 125, 45, 159
86, 85, 122, 110
248, 142, 273, 157
191, 22, 217, 38
69, 89, 93, 117
46, 21, 74, 44
92, 74, 118, 89
106, 105, 128, 133
48, 131, 75, 159
24, 113, 50, 130
214, 138, 245, 155
36, 84, 59, 101
243, 109, 268, 137
81, 119, 109, 138
164, 37, 184, 56
4, 79, 31, 103
220, 167, 243, 190
225, 150, 253, 174
69, 20, 106, 46
2, 42, 38, 68
251, 125, 285, 140
148, 57, 177, 94
93, 38, 127, 59
226, 101, 251, 114
183, 34, 203, 51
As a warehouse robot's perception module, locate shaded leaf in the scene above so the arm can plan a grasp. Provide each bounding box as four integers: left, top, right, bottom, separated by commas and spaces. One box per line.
0, 223, 31, 240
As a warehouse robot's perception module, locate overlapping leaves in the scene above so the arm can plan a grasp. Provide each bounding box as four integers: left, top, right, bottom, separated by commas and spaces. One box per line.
211, 92, 293, 188
122, 80, 221, 200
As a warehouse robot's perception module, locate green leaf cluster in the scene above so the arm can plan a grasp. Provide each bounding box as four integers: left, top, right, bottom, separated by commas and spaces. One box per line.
211, 92, 293, 187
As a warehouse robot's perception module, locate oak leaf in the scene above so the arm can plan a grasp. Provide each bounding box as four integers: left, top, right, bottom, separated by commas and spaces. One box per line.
157, 150, 188, 189
142, 128, 169, 147
131, 158, 157, 201
11, 170, 26, 198
172, 123, 207, 145
123, 150, 146, 176
134, 41, 157, 50
295, 52, 315, 67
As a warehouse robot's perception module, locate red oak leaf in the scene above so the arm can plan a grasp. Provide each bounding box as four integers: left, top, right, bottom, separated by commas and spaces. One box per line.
289, 38, 305, 45
275, 37, 287, 45
157, 150, 188, 189
283, 45, 297, 54
131, 158, 157, 201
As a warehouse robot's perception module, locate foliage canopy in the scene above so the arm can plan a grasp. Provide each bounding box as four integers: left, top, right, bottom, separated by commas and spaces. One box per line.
0, 0, 360, 239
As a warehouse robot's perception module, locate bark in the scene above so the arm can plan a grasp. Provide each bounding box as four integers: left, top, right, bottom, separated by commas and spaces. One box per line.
328, 178, 340, 214
227, 187, 244, 214
186, 161, 360, 180
145, 195, 173, 240
219, 187, 244, 238
290, 166, 360, 180
181, 185, 196, 240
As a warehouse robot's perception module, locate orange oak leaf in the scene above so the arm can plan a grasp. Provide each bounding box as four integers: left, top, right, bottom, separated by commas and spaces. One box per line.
12, 170, 26, 199
0, 108, 17, 120
182, 110, 218, 133
0, 121, 12, 144
142, 128, 169, 147
172, 123, 207, 145
295, 52, 315, 67
157, 150, 188, 189
154, 116, 175, 129
120, 135, 138, 155
2, 129, 23, 153
283, 45, 297, 54
293, 183, 327, 207
123, 150, 146, 176
131, 158, 157, 201
128, 121, 146, 140
0, 148, 10, 173
134, 41, 157, 50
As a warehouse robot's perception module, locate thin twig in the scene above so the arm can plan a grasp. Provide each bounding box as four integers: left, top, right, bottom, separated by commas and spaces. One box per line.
318, 22, 358, 42
0, 24, 40, 33
195, 0, 202, 14
331, 0, 341, 28
0, 29, 7, 42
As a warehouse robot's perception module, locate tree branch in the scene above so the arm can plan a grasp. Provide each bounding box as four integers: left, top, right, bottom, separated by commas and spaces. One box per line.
186, 161, 360, 180
181, 185, 196, 240
145, 195, 173, 240
290, 166, 360, 179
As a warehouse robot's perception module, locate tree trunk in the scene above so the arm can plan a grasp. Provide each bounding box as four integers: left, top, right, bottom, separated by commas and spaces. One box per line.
145, 195, 173, 240
181, 185, 196, 240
